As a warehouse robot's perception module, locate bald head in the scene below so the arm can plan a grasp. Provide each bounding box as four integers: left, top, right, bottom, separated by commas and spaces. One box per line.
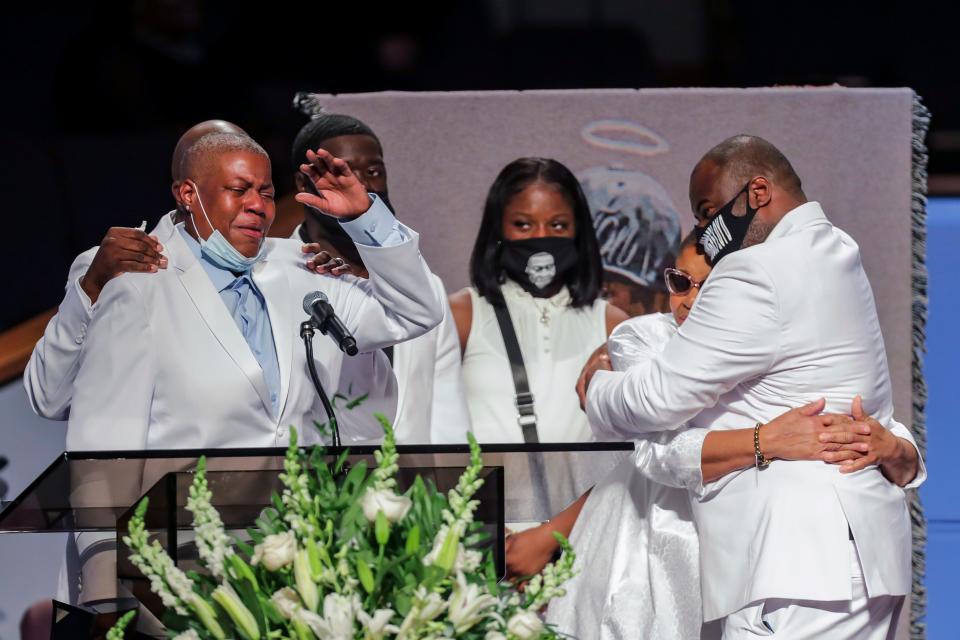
695, 134, 804, 198
172, 120, 247, 180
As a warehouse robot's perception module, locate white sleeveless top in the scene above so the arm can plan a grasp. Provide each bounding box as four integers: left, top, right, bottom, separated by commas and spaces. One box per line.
462, 279, 608, 442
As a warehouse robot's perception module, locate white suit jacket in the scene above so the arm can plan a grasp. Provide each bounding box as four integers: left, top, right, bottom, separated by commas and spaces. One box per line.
289, 226, 471, 444
64, 216, 443, 451
25, 212, 178, 420
587, 202, 925, 620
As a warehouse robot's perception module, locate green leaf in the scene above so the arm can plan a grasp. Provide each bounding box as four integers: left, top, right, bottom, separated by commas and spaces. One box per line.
395, 592, 412, 616
357, 558, 376, 594
236, 540, 255, 557
341, 460, 368, 494
463, 531, 490, 547
333, 448, 351, 474
375, 510, 390, 547
404, 525, 421, 555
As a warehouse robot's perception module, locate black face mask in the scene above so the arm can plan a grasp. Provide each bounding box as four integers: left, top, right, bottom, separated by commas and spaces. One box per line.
500, 237, 578, 297
695, 182, 757, 265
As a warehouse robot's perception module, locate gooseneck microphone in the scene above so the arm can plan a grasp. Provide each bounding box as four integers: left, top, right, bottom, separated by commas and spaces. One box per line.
302, 291, 358, 356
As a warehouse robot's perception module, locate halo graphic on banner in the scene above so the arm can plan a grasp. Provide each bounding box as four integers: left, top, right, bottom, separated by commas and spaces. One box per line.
580, 120, 670, 156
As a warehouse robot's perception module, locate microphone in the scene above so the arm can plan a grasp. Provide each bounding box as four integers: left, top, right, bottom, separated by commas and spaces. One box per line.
302, 291, 358, 356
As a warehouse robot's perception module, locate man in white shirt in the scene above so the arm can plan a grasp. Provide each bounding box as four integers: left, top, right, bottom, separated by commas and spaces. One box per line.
584, 135, 923, 639
289, 112, 471, 443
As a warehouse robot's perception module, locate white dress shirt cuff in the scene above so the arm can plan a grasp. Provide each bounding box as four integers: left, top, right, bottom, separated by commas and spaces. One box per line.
888, 420, 927, 489
339, 195, 408, 247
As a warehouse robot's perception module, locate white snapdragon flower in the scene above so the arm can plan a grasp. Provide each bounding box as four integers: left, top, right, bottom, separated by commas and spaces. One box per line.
447, 572, 498, 633
270, 587, 302, 620
251, 531, 296, 571
506, 610, 544, 639
361, 488, 412, 523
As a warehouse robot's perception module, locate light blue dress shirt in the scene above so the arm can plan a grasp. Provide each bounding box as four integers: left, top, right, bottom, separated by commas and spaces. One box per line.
176, 195, 407, 418
339, 194, 409, 246
179, 226, 283, 416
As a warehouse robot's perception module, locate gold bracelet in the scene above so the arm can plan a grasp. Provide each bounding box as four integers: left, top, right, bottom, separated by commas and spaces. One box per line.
754, 422, 771, 469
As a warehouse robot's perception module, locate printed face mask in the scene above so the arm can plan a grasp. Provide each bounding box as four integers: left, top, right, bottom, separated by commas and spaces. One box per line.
695, 182, 757, 265
500, 237, 578, 297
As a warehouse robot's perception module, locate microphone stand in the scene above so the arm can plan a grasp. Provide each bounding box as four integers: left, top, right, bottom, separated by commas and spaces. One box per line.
300, 320, 345, 464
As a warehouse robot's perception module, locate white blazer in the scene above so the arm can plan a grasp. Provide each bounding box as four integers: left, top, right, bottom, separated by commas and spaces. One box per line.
25, 212, 179, 420
64, 217, 443, 451
587, 202, 926, 620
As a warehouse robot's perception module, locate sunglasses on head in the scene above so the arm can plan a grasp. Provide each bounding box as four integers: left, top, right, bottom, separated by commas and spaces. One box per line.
664, 267, 706, 295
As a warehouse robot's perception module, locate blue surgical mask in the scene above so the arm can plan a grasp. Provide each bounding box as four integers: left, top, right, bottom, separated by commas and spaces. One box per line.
188, 180, 265, 273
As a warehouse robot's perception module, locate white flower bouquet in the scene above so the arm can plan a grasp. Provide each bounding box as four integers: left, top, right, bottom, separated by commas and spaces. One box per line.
110, 418, 574, 639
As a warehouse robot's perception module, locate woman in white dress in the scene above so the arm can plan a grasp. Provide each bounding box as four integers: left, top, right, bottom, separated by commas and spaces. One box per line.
449, 158, 628, 443
509, 233, 886, 639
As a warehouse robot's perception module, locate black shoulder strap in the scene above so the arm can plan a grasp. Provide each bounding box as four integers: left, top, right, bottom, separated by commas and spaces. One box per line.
492, 302, 539, 443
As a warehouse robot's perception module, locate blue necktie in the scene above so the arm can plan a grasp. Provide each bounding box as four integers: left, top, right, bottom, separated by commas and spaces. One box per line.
226, 275, 282, 416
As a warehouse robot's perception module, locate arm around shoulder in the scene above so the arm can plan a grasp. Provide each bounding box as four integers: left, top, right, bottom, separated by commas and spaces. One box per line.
587, 258, 781, 438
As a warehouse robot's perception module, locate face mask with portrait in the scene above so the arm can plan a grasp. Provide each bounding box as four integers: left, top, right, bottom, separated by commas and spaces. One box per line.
695, 182, 757, 265
500, 237, 578, 297
188, 181, 266, 273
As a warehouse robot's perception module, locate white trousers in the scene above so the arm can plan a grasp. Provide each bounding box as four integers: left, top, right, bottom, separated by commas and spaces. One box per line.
722, 542, 905, 640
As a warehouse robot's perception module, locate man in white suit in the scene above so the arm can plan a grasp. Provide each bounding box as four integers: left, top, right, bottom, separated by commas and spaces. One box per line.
585, 135, 923, 638
24, 119, 246, 420
289, 112, 471, 444
65, 130, 443, 451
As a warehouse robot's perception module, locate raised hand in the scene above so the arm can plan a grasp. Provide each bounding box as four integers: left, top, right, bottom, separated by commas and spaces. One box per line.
81, 226, 167, 303
294, 149, 372, 220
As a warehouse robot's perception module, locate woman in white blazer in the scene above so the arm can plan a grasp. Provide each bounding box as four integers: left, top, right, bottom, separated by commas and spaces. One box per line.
66, 132, 443, 452
24, 120, 247, 421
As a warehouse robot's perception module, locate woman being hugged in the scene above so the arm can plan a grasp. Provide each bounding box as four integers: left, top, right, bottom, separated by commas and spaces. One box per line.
449, 158, 628, 443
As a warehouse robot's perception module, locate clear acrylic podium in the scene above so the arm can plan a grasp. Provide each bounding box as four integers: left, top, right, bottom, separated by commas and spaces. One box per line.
0, 443, 631, 625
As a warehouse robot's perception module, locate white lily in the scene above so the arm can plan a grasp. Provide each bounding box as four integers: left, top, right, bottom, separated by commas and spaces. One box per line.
356, 608, 399, 639
270, 587, 302, 620
297, 593, 358, 640
448, 572, 498, 633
